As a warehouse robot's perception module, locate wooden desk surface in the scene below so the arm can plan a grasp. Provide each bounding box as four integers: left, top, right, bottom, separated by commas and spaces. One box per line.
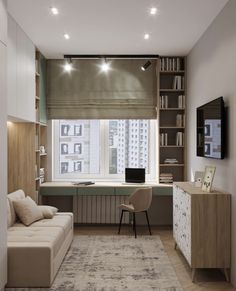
40, 181, 172, 188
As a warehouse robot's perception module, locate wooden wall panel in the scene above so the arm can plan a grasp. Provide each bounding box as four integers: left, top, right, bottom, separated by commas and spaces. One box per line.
8, 122, 36, 200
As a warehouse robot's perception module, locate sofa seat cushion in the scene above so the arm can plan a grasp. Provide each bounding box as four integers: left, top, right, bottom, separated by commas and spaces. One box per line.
8, 226, 64, 258
29, 213, 73, 237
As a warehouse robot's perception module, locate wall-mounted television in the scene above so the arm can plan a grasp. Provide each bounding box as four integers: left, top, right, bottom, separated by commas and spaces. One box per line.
196, 97, 225, 159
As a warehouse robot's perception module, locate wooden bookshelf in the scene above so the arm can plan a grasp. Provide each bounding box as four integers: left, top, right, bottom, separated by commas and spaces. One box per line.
35, 50, 48, 201
159, 56, 186, 183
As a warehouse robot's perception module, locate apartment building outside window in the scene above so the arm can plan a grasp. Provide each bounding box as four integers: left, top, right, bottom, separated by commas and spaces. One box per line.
53, 120, 156, 181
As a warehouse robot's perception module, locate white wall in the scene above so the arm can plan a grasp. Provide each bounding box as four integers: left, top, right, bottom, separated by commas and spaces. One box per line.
187, 0, 236, 285
0, 0, 7, 289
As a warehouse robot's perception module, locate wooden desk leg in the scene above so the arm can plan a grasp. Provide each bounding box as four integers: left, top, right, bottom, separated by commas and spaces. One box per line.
191, 268, 196, 282
224, 268, 230, 282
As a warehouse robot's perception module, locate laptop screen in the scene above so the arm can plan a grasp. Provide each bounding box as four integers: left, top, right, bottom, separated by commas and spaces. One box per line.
125, 168, 145, 183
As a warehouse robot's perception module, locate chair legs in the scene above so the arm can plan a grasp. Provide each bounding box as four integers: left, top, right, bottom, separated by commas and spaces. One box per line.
133, 212, 137, 238
118, 210, 151, 238
118, 210, 124, 234
145, 211, 152, 235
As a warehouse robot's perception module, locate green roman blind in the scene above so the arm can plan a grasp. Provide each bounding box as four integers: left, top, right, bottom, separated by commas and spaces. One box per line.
47, 59, 158, 119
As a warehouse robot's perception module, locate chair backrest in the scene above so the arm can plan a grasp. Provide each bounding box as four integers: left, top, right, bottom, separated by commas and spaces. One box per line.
128, 187, 152, 212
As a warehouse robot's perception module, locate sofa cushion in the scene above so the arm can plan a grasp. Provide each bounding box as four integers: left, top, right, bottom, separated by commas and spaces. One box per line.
8, 189, 25, 226
38, 205, 58, 219
30, 213, 73, 237
13, 196, 43, 226
8, 226, 65, 258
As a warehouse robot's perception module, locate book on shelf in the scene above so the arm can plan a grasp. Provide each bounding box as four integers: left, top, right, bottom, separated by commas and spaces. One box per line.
178, 95, 185, 108
176, 132, 184, 146
176, 114, 185, 127
159, 173, 173, 183
160, 133, 168, 146
160, 95, 168, 108
164, 158, 178, 164
160, 57, 182, 72
173, 76, 184, 90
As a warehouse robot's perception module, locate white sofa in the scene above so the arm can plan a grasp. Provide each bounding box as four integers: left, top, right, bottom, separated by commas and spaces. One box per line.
7, 189, 74, 288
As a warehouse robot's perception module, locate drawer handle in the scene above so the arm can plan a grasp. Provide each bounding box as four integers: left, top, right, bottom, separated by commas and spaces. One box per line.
182, 212, 186, 216
175, 223, 178, 227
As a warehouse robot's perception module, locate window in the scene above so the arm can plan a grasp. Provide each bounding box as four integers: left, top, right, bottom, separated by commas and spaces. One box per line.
53, 120, 156, 181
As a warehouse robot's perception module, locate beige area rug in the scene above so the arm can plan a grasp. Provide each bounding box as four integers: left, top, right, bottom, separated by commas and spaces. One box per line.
6, 235, 183, 291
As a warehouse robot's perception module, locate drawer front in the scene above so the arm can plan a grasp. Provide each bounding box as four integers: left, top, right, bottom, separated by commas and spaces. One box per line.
179, 189, 191, 264
77, 187, 115, 196
40, 187, 76, 196
173, 185, 191, 265
173, 185, 181, 242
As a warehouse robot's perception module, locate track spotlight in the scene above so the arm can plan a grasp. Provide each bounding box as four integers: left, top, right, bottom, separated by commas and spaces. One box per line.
64, 59, 73, 72
141, 60, 152, 71
101, 59, 110, 72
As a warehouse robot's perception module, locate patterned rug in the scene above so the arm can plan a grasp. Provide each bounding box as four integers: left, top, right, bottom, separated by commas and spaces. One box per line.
6, 235, 183, 291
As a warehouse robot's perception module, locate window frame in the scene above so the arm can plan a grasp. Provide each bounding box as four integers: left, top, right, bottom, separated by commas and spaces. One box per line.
52, 119, 156, 182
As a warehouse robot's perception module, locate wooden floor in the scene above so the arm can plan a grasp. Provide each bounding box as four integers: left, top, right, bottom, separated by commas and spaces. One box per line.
75, 225, 236, 291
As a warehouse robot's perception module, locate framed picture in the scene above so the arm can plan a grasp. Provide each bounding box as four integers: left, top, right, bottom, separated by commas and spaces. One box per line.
202, 166, 216, 192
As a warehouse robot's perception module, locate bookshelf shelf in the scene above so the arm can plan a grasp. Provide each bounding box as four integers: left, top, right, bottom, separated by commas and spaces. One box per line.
160, 145, 184, 148
160, 108, 185, 111
160, 89, 185, 92
159, 56, 186, 183
160, 164, 185, 167
160, 70, 185, 74
160, 126, 185, 129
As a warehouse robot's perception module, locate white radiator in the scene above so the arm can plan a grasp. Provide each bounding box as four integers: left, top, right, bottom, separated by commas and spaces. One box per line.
73, 195, 130, 224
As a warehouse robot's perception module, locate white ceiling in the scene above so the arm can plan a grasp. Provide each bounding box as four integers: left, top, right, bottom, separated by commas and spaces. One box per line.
7, 0, 229, 59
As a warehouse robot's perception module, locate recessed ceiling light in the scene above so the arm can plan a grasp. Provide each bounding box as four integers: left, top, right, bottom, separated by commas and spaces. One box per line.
144, 33, 150, 40
150, 7, 157, 15
64, 33, 70, 40
51, 7, 59, 15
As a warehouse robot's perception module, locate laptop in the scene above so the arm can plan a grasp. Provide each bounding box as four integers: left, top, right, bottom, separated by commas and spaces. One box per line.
124, 168, 145, 184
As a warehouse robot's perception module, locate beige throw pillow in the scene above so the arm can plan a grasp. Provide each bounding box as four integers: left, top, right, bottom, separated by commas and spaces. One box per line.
13, 196, 43, 226
38, 205, 58, 219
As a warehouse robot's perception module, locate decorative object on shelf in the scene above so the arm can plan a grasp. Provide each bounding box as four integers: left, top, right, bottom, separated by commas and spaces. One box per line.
202, 166, 216, 192
40, 168, 45, 184
194, 171, 204, 187
40, 145, 46, 154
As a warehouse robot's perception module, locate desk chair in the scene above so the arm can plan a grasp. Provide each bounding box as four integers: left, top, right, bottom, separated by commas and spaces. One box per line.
118, 187, 152, 238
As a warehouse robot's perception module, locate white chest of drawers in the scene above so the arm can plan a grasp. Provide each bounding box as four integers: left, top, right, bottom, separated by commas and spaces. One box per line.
173, 182, 231, 282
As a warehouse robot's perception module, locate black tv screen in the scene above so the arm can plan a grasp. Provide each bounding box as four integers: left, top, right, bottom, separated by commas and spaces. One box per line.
125, 168, 145, 183
196, 97, 225, 159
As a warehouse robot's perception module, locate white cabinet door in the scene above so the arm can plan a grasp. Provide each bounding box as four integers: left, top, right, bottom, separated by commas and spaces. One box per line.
7, 16, 35, 122
7, 16, 17, 117
16, 25, 35, 121
0, 0, 7, 45
0, 42, 7, 290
